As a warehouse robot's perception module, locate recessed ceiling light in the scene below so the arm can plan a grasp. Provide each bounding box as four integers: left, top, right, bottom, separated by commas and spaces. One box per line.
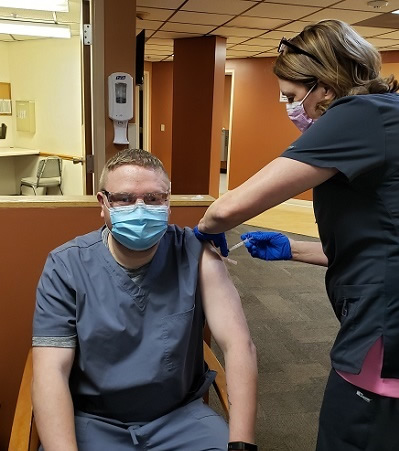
0, 20, 71, 38
367, 0, 388, 8
0, 0, 69, 12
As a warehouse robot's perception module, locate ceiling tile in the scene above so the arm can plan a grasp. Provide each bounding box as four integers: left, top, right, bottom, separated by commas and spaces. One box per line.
136, 19, 164, 30
265, 0, 338, 5
170, 11, 233, 26
146, 37, 174, 46
332, 0, 399, 13
305, 8, 380, 24
245, 37, 280, 46
378, 30, 399, 39
213, 26, 267, 38
253, 51, 278, 57
227, 36, 246, 44
137, 0, 184, 8
151, 30, 202, 39
352, 25, 397, 37
136, 0, 399, 60
275, 21, 313, 33
231, 43, 274, 51
244, 3, 321, 20
135, 7, 175, 21
263, 29, 300, 39
229, 16, 287, 29
182, 0, 257, 15
162, 22, 214, 34
145, 42, 173, 50
227, 51, 258, 58
367, 37, 399, 46
145, 46, 173, 56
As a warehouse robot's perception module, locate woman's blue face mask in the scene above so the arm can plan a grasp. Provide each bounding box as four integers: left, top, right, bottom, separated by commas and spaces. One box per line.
108, 202, 169, 251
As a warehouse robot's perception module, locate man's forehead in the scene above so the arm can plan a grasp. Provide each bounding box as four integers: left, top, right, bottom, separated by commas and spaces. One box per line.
106, 164, 169, 189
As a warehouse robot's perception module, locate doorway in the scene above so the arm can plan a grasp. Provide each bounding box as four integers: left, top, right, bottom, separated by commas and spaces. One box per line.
136, 70, 150, 151
219, 71, 234, 196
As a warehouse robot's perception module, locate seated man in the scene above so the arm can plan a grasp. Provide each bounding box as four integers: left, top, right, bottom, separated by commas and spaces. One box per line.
32, 148, 258, 451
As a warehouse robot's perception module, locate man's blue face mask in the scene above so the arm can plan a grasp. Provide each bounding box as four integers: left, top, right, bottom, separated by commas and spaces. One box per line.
108, 202, 169, 251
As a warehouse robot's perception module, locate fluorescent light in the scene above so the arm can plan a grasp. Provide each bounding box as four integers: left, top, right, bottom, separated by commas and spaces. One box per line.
0, 20, 71, 38
392, 9, 399, 14
0, 0, 69, 12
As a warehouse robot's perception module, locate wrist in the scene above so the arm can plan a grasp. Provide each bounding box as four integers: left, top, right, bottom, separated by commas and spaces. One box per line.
228, 441, 258, 450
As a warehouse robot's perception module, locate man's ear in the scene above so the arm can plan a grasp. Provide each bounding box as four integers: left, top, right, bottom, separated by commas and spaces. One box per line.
97, 192, 105, 218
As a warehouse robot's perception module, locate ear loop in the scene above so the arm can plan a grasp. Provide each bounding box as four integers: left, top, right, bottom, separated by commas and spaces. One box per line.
300, 83, 317, 105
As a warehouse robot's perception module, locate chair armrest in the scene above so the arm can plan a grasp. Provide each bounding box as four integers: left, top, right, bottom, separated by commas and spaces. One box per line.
8, 349, 40, 451
203, 341, 229, 417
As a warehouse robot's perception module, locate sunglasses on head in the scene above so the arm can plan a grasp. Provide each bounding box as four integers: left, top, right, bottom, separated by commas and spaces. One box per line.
278, 37, 323, 66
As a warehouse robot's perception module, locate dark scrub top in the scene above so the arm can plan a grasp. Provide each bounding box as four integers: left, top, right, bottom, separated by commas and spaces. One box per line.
281, 93, 399, 378
33, 225, 215, 422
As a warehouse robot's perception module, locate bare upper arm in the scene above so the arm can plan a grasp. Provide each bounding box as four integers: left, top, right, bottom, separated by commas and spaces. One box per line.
32, 347, 75, 380
199, 244, 251, 352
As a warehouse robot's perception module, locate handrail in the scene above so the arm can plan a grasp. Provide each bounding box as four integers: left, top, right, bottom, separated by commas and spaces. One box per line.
39, 152, 84, 163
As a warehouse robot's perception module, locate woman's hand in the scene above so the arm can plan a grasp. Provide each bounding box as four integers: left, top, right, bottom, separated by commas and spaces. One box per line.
241, 231, 292, 261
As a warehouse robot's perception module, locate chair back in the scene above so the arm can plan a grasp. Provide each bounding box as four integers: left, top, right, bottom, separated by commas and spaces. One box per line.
37, 157, 62, 180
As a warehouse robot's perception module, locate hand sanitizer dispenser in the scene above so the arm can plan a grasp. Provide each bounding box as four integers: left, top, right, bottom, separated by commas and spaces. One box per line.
108, 72, 134, 145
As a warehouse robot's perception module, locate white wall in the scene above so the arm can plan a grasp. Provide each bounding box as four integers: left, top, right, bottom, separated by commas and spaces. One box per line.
7, 36, 84, 195
0, 42, 14, 148
0, 42, 16, 194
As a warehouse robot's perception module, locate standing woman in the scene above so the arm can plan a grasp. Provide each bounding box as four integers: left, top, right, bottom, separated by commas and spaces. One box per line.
197, 19, 399, 451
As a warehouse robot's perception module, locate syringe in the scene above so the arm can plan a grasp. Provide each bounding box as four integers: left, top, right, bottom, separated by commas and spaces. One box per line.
228, 238, 249, 253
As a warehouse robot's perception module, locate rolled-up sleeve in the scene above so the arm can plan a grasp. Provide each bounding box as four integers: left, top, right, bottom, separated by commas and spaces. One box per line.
32, 251, 77, 347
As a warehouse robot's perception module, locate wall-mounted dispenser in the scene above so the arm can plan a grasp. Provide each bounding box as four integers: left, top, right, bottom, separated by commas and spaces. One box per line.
108, 72, 133, 145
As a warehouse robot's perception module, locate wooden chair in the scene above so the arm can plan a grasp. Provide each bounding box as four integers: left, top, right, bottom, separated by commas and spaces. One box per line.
8, 349, 39, 451
8, 343, 228, 450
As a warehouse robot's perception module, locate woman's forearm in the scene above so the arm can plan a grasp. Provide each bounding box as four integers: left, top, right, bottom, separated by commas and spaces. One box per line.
289, 240, 328, 266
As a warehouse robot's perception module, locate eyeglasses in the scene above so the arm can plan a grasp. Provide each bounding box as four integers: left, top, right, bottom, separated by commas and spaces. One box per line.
102, 190, 170, 207
278, 37, 323, 66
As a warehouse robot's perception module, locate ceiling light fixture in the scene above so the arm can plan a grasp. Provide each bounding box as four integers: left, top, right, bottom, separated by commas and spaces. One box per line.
0, 20, 71, 38
392, 9, 399, 14
0, 0, 69, 12
367, 0, 388, 8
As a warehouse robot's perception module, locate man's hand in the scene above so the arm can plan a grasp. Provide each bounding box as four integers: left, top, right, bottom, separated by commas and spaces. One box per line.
193, 226, 229, 257
241, 231, 292, 261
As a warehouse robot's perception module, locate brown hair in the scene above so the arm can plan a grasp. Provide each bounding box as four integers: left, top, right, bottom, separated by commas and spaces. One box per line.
273, 19, 399, 113
99, 148, 170, 189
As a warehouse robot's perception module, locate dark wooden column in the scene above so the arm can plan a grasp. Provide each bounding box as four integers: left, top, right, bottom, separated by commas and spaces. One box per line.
171, 36, 226, 197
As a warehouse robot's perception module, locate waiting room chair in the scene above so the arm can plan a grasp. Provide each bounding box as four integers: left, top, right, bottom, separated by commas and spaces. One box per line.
20, 157, 63, 195
8, 343, 228, 450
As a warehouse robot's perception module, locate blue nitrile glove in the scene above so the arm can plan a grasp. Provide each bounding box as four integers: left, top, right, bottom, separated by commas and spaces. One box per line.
241, 231, 292, 261
193, 226, 229, 257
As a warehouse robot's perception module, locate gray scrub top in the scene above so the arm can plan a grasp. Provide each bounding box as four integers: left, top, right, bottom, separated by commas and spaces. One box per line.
33, 225, 214, 422
282, 93, 399, 377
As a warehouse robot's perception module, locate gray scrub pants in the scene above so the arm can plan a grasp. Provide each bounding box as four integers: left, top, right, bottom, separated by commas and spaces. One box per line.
40, 399, 228, 451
